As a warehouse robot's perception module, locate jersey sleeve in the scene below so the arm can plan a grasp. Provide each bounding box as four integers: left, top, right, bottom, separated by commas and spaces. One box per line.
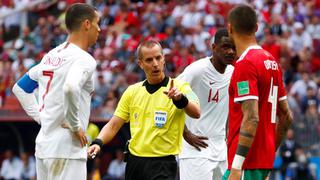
177, 80, 199, 104
13, 65, 41, 124
114, 86, 133, 123
63, 58, 97, 131
233, 60, 259, 103
28, 63, 40, 82
177, 65, 195, 86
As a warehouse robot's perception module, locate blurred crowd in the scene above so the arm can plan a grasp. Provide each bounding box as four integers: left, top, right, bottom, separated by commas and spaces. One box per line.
0, 148, 126, 180
0, 0, 320, 177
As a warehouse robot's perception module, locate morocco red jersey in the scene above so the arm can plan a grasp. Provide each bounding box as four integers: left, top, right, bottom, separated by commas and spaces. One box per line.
227, 45, 287, 169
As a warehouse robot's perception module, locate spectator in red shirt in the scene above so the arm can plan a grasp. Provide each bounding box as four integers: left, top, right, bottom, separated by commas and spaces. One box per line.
262, 28, 281, 61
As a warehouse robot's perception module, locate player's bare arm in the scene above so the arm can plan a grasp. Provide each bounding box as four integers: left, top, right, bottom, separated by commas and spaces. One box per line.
164, 79, 200, 119
88, 116, 125, 158
275, 100, 293, 149
183, 125, 208, 151
237, 99, 259, 154
229, 99, 259, 180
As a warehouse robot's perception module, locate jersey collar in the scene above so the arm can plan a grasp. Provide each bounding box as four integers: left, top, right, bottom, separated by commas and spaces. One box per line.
236, 45, 262, 63
143, 76, 169, 94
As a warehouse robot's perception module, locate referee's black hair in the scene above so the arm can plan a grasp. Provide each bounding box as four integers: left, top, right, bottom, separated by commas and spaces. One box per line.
214, 28, 229, 45
65, 3, 97, 32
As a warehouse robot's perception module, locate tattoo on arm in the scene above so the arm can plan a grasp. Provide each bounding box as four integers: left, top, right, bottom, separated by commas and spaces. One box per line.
276, 100, 293, 149
236, 99, 259, 157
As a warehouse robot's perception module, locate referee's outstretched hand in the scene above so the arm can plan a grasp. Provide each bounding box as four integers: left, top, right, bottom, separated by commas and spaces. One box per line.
88, 144, 100, 159
163, 79, 182, 101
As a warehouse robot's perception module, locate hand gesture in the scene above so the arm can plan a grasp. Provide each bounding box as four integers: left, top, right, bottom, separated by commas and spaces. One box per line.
163, 79, 182, 101
73, 128, 88, 147
88, 144, 100, 159
228, 168, 242, 180
61, 122, 87, 147
183, 130, 208, 151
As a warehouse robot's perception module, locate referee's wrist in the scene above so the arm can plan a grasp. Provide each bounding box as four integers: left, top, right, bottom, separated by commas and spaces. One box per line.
173, 94, 188, 109
90, 138, 103, 149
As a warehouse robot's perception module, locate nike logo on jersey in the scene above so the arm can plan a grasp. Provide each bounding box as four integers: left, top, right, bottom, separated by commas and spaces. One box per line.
209, 81, 216, 85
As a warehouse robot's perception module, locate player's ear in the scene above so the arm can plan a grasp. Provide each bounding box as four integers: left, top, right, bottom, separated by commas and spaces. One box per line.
212, 44, 216, 51
255, 23, 258, 32
83, 19, 91, 30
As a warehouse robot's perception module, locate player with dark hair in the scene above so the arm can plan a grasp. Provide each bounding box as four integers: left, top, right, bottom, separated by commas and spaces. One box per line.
224, 4, 293, 180
178, 28, 236, 180
12, 3, 100, 180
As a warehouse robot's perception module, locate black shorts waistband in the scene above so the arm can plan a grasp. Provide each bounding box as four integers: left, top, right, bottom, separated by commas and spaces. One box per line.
129, 152, 176, 161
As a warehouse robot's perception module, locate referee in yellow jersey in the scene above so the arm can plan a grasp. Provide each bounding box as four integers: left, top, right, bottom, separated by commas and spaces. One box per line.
88, 40, 200, 180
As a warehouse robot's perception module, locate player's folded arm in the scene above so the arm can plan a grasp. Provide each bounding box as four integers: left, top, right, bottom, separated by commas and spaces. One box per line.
12, 73, 40, 124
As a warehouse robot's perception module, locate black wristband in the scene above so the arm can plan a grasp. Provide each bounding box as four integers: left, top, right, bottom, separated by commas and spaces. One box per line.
90, 138, 103, 149
173, 94, 189, 109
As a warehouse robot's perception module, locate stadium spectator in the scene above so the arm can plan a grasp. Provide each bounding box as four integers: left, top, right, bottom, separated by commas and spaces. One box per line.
285, 148, 317, 180
12, 3, 100, 180
224, 4, 292, 179
0, 149, 23, 180
99, 98, 117, 120
20, 152, 36, 180
0, 0, 320, 178
279, 129, 301, 179
88, 40, 200, 180
105, 149, 126, 180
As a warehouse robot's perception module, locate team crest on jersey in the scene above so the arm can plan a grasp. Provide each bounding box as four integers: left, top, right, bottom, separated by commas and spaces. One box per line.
237, 81, 249, 96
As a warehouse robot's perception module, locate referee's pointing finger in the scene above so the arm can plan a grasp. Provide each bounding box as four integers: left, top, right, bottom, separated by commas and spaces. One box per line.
170, 79, 174, 90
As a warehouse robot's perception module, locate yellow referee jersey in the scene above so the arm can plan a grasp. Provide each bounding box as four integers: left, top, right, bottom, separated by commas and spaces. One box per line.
114, 77, 199, 157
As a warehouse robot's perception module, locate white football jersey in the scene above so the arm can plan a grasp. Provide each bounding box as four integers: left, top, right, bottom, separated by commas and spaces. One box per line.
27, 42, 96, 159
177, 57, 233, 160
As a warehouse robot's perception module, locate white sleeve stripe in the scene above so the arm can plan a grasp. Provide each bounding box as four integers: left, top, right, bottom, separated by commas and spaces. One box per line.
234, 96, 259, 102
279, 96, 287, 101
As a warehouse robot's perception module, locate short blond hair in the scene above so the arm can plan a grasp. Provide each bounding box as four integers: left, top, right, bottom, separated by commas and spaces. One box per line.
137, 40, 163, 60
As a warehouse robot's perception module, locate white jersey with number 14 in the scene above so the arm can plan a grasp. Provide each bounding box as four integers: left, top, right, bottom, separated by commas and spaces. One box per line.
178, 57, 233, 161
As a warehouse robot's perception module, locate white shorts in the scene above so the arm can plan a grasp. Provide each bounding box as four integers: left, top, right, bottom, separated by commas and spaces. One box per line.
36, 157, 86, 180
179, 158, 226, 180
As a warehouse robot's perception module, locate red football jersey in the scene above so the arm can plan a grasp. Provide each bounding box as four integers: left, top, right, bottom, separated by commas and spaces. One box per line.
227, 46, 287, 169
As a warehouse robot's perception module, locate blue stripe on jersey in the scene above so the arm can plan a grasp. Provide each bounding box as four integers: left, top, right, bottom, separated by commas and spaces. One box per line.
17, 74, 38, 93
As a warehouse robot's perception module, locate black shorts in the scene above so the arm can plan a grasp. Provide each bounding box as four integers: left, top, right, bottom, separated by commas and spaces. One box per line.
125, 153, 177, 180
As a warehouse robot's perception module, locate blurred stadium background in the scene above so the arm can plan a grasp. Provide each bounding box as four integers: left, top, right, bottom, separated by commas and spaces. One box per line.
0, 0, 320, 179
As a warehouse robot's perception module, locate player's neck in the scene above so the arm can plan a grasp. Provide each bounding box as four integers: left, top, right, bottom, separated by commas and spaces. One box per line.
211, 57, 226, 74
234, 35, 258, 57
68, 33, 90, 51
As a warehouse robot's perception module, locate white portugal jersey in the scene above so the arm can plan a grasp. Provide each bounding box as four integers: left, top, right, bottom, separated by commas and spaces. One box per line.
177, 57, 233, 161
27, 42, 96, 159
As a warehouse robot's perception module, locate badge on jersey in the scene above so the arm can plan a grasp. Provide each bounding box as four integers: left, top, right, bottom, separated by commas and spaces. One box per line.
237, 81, 249, 96
154, 111, 167, 128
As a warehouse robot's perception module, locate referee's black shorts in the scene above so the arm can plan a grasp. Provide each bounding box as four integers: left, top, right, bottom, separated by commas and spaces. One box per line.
125, 152, 177, 180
